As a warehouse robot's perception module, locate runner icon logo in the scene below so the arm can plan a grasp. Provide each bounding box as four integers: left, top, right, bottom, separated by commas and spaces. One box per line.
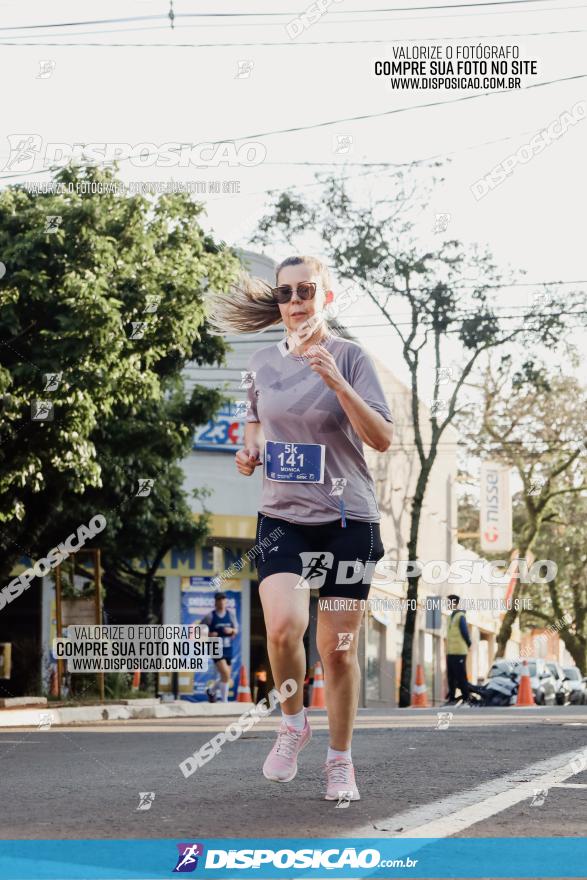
335, 790, 353, 809
529, 788, 549, 807
295, 551, 334, 589
329, 477, 347, 497
136, 792, 155, 811
435, 712, 453, 730
173, 843, 204, 873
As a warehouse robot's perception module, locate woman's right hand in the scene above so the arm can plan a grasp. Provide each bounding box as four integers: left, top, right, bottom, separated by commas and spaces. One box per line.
235, 446, 263, 476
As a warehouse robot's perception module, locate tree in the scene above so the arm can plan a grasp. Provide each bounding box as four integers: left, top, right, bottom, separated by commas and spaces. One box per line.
0, 163, 240, 594
251, 173, 585, 705
462, 357, 586, 657
522, 484, 587, 672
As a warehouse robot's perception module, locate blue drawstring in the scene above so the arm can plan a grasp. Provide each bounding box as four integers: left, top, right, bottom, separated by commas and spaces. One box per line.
339, 497, 347, 528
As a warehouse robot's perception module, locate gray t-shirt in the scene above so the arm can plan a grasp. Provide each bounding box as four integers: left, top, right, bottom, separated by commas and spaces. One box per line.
245, 334, 393, 524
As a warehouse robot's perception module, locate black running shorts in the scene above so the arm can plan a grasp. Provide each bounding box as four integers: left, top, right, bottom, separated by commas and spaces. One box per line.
214, 655, 232, 666
254, 512, 385, 601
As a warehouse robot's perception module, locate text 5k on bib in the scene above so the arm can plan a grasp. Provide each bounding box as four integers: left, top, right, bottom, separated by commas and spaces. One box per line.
264, 440, 325, 483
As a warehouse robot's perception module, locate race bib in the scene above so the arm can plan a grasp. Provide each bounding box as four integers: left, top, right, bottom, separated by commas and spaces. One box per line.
265, 440, 325, 483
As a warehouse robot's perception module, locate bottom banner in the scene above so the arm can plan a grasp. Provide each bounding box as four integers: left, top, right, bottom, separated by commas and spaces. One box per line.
0, 838, 585, 879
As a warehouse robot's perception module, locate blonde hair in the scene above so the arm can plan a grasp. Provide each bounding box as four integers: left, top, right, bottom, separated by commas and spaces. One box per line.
204, 255, 332, 335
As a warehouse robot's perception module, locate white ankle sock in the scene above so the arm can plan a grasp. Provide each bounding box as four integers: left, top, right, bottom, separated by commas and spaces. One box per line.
282, 707, 306, 731
219, 681, 229, 702
327, 747, 351, 763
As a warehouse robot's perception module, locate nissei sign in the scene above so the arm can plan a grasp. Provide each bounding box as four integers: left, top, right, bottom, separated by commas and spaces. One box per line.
480, 463, 512, 553
194, 402, 245, 452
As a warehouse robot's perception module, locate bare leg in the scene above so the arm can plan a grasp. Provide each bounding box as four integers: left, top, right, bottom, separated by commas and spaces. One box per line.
215, 658, 231, 684
259, 573, 310, 713
316, 599, 364, 750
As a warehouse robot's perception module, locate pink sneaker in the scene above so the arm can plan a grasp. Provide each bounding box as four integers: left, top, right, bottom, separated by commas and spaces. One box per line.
262, 715, 312, 783
324, 757, 361, 801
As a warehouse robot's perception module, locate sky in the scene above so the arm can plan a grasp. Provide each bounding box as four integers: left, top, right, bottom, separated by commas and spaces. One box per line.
1, 0, 585, 406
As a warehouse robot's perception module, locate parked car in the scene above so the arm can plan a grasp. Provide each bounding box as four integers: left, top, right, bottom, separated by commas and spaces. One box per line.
487, 659, 557, 705
546, 661, 573, 705
562, 666, 587, 704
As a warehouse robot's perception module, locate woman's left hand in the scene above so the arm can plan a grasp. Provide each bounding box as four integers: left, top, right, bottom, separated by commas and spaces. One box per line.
306, 346, 347, 392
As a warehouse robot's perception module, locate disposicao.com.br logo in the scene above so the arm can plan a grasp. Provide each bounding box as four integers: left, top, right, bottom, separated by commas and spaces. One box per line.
196, 846, 418, 871
3, 135, 266, 172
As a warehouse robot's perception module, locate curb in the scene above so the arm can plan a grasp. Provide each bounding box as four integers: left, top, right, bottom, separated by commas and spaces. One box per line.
0, 700, 247, 728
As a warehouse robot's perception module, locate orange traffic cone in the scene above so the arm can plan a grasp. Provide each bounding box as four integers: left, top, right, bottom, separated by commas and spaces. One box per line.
237, 665, 252, 702
254, 670, 267, 703
516, 659, 535, 706
131, 670, 141, 692
309, 662, 326, 709
411, 664, 429, 708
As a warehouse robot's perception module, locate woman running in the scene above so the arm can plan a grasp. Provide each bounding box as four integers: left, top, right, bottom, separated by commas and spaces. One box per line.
207, 255, 393, 800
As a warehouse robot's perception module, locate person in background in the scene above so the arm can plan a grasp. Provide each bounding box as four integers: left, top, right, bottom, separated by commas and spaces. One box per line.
201, 592, 238, 702
445, 594, 472, 705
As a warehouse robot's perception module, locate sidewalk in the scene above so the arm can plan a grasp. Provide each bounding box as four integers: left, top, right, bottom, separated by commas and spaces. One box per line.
0, 697, 246, 727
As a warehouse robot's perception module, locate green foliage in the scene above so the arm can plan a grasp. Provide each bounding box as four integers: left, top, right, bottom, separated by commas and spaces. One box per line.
0, 163, 240, 587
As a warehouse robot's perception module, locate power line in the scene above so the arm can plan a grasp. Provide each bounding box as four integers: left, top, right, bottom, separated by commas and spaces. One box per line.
2, 27, 584, 45
0, 72, 584, 185
178, 73, 587, 144
0, 1, 570, 31
227, 319, 587, 340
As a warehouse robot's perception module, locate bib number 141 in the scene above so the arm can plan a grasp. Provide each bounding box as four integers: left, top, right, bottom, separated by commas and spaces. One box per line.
265, 439, 325, 482
278, 444, 304, 468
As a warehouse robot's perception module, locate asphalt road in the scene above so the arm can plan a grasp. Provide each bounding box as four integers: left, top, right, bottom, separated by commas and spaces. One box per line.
1, 706, 586, 840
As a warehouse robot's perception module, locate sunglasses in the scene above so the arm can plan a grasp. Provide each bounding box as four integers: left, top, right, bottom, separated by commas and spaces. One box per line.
271, 282, 317, 304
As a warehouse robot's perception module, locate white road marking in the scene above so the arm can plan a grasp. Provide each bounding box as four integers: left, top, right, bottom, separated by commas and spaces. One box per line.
551, 782, 587, 788
351, 744, 587, 838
